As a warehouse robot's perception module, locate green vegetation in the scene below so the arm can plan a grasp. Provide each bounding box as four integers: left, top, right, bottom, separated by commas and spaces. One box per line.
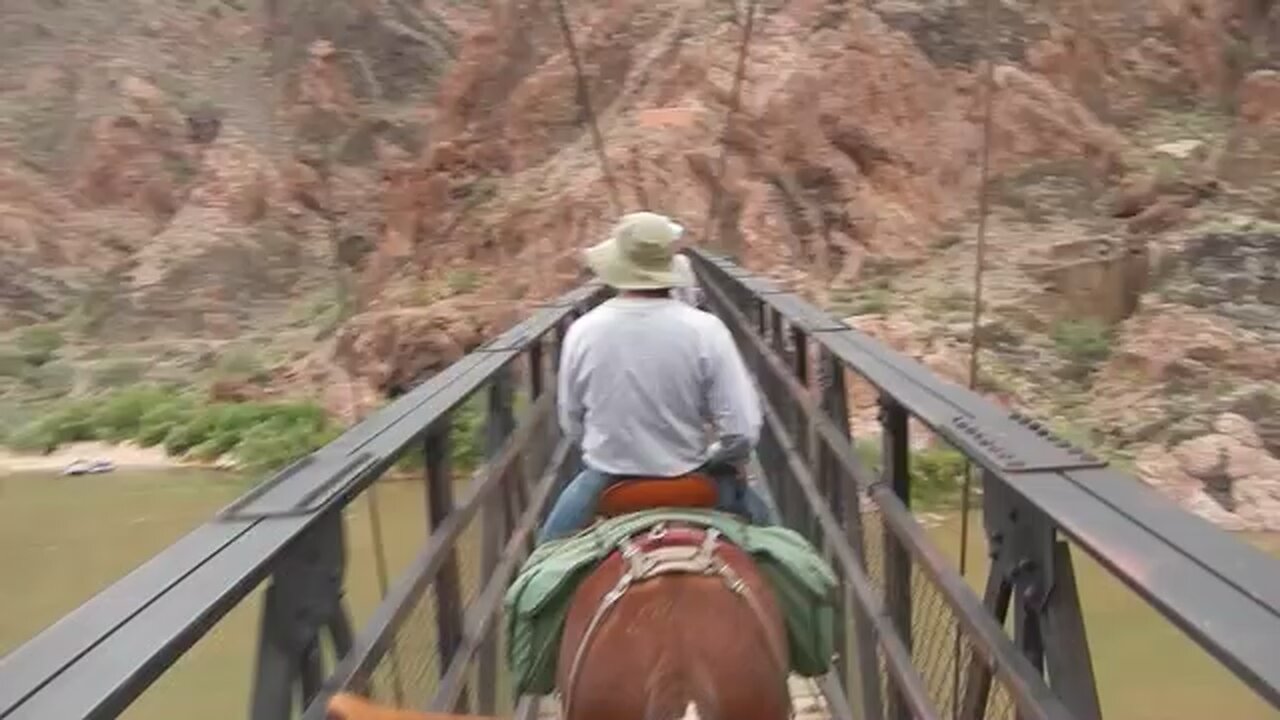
0, 400, 24, 446
3, 382, 492, 477
854, 439, 972, 507
975, 319, 1022, 350
65, 286, 115, 337
446, 269, 481, 294
448, 394, 486, 472
828, 283, 892, 317
929, 288, 975, 316
0, 325, 79, 400
90, 359, 148, 389
15, 325, 64, 367
212, 348, 271, 383
1050, 317, 1113, 380
0, 349, 26, 378
4, 385, 338, 473
391, 392, 487, 476
20, 361, 75, 400
285, 288, 343, 331
851, 288, 891, 315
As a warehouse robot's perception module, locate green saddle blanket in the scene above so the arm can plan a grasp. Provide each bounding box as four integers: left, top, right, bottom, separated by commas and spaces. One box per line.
504, 509, 838, 696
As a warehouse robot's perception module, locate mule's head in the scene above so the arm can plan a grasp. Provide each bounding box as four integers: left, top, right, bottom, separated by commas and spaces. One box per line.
327, 693, 501, 720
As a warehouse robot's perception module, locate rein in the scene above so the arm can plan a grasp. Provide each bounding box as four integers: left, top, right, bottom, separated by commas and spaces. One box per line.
560, 522, 790, 720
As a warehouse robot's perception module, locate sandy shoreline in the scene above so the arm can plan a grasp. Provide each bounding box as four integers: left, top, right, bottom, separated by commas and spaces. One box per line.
0, 441, 195, 475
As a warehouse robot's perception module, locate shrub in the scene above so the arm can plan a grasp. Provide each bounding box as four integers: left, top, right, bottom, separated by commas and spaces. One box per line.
213, 348, 270, 383
0, 374, 508, 477
1051, 318, 1112, 380
848, 439, 970, 507
88, 385, 174, 442
910, 446, 970, 503
136, 397, 199, 447
0, 350, 26, 378
449, 396, 485, 472
0, 401, 27, 445
390, 393, 487, 476
6, 400, 97, 452
446, 269, 480, 294
21, 361, 75, 399
15, 325, 64, 366
2, 384, 341, 474
163, 407, 224, 456
233, 415, 340, 473
852, 289, 891, 316
91, 359, 147, 389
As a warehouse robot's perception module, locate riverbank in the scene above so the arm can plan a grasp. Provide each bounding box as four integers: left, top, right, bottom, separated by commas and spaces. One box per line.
0, 441, 202, 475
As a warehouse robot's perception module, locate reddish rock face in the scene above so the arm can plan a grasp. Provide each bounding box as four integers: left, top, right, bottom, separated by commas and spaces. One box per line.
1239, 70, 1280, 125
1135, 413, 1280, 531
331, 301, 486, 396
0, 0, 1227, 338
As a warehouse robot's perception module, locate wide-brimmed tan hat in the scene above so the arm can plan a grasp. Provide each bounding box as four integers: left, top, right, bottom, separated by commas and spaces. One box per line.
583, 211, 685, 290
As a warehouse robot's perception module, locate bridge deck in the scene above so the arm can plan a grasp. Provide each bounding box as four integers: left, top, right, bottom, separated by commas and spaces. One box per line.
534, 675, 831, 720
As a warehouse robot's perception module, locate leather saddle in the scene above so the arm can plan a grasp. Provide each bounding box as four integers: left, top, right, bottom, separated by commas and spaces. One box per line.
596, 473, 719, 518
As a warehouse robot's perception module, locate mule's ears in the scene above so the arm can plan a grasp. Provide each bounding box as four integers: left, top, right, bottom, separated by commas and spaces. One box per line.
327, 693, 422, 720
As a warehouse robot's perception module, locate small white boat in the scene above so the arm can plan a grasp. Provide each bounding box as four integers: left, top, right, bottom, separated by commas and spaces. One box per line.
62, 459, 116, 476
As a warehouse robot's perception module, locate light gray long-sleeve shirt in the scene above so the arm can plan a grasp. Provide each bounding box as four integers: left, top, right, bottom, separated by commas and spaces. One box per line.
557, 296, 761, 477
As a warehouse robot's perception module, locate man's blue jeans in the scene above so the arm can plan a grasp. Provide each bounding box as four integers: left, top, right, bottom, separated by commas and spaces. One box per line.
536, 463, 771, 543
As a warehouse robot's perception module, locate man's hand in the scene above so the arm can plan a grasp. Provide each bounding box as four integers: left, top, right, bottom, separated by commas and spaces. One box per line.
706, 435, 752, 479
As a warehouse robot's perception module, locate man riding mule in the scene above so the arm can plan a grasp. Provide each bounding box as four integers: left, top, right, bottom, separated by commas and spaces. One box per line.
505, 212, 839, 720
538, 211, 770, 543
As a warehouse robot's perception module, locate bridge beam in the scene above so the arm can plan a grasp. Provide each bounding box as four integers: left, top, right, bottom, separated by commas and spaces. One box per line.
424, 420, 470, 714
817, 347, 884, 720
248, 510, 354, 720
961, 480, 1103, 720
880, 398, 913, 720
478, 365, 517, 715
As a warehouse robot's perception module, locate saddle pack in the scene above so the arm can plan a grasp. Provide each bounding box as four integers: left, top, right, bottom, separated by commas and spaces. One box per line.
504, 508, 838, 696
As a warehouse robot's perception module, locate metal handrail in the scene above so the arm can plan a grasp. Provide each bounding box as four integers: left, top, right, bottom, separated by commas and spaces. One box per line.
689, 248, 1280, 711
0, 284, 607, 720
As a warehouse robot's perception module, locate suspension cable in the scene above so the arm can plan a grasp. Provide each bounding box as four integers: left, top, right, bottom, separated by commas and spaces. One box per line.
701, 0, 759, 256
552, 0, 623, 214
961, 0, 996, 587
340, 361, 406, 704
953, 0, 997, 712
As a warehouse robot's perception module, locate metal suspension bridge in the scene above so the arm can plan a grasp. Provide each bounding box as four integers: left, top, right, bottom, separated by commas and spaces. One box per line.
1, 251, 1279, 720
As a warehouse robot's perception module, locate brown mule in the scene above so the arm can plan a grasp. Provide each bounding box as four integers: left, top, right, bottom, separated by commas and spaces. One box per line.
555, 521, 791, 720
